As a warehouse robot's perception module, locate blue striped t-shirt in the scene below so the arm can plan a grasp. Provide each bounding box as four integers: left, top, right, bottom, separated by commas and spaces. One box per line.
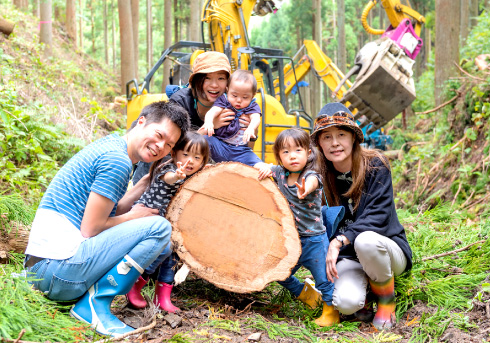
39, 134, 132, 230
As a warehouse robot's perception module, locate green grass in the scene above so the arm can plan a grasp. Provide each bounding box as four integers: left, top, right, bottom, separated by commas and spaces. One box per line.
0, 255, 92, 342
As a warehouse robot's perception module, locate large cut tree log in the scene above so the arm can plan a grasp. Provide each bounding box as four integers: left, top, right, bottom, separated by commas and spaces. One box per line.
0, 17, 15, 37
166, 162, 301, 293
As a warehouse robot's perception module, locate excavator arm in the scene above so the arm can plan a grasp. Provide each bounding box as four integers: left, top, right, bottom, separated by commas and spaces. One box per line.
362, 0, 425, 37
274, 41, 352, 100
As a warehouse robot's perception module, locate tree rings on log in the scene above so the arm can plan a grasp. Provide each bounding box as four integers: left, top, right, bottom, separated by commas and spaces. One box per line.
166, 162, 301, 293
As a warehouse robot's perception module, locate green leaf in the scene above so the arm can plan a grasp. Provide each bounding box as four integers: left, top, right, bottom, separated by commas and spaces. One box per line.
465, 128, 477, 141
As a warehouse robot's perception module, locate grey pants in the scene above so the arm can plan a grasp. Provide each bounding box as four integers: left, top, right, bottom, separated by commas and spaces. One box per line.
331, 231, 407, 315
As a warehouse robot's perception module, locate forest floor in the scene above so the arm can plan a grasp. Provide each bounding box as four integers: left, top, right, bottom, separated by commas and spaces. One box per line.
2, 3, 490, 343
105, 273, 490, 343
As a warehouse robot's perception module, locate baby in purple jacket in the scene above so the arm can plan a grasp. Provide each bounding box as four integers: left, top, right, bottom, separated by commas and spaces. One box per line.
200, 69, 264, 167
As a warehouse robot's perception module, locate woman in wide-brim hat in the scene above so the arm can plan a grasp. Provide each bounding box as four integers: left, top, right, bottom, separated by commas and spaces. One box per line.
132, 51, 250, 184
311, 102, 413, 330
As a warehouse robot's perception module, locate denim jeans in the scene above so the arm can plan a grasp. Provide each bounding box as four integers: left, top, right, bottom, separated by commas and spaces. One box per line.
206, 136, 262, 166
26, 216, 171, 302
278, 232, 334, 305
145, 247, 180, 283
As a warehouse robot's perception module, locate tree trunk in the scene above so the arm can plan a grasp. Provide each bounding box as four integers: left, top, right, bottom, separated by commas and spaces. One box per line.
368, 2, 373, 41
163, 0, 172, 91
79, 0, 83, 49
146, 0, 152, 71
118, 0, 136, 94
460, 0, 470, 45
54, 5, 61, 22
331, 0, 337, 64
337, 0, 346, 73
312, 0, 322, 116
0, 17, 15, 37
33, 0, 40, 17
104, 0, 108, 64
40, 0, 52, 57
189, 0, 199, 41
91, 0, 95, 54
173, 0, 178, 43
379, 2, 384, 30
424, 25, 431, 67
14, 0, 27, 10
178, 0, 182, 40
435, 0, 460, 105
66, 0, 76, 45
166, 163, 301, 293
112, 0, 116, 73
131, 0, 139, 79
469, 0, 478, 28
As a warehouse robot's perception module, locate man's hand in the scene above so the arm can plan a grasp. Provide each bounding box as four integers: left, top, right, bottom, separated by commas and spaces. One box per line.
130, 203, 160, 218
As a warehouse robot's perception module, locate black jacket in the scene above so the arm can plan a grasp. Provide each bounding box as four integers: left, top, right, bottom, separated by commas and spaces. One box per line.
169, 88, 203, 129
333, 157, 413, 271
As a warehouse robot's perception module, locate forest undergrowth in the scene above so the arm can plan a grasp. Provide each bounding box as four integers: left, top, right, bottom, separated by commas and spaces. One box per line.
1, 3, 490, 343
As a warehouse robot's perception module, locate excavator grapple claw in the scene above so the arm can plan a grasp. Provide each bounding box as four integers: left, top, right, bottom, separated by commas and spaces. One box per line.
341, 38, 416, 132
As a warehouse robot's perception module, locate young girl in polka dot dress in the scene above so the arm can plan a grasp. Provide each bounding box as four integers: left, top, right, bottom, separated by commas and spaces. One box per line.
127, 131, 210, 312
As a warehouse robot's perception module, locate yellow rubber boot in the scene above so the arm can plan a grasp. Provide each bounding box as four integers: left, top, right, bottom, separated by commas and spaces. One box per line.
297, 280, 322, 309
314, 302, 340, 327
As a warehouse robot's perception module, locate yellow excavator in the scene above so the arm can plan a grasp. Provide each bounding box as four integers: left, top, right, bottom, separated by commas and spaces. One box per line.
125, 0, 425, 163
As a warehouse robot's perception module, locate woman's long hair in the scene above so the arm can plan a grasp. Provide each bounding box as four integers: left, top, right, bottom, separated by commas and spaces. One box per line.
273, 128, 324, 179
148, 131, 210, 184
316, 127, 389, 211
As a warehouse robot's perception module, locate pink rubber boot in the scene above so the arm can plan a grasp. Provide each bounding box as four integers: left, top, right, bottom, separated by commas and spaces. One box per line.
126, 275, 148, 309
154, 282, 180, 313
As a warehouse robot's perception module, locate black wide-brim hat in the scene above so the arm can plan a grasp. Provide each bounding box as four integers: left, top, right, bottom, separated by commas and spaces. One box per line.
310, 103, 364, 143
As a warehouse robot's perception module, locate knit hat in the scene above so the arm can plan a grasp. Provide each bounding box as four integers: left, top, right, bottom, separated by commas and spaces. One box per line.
311, 103, 364, 143
188, 51, 231, 87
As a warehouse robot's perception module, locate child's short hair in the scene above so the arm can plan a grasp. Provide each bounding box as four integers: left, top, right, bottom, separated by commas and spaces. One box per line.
149, 131, 210, 183
229, 69, 257, 94
273, 128, 322, 174
174, 131, 210, 170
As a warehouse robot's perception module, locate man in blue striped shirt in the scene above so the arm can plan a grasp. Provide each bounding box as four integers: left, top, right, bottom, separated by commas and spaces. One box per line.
24, 101, 190, 337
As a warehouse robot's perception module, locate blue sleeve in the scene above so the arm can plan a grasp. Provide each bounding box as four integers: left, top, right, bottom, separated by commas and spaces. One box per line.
91, 150, 132, 204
